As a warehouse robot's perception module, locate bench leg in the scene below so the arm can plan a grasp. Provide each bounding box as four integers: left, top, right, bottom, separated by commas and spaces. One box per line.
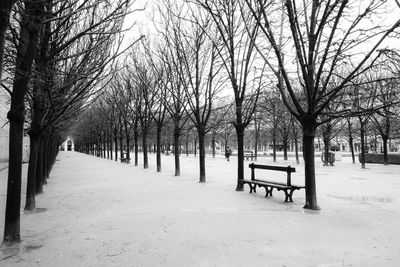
249, 184, 257, 193
264, 186, 273, 198
280, 189, 295, 203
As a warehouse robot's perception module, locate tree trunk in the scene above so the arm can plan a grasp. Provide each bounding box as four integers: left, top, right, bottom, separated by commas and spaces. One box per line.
5, 111, 26, 244
3, 0, 44, 246
142, 131, 149, 169
211, 133, 216, 158
194, 139, 197, 157
294, 135, 300, 164
360, 122, 366, 169
119, 136, 123, 159
302, 121, 320, 210
349, 135, 355, 164
186, 134, 189, 156
134, 126, 138, 166
43, 135, 49, 181
156, 125, 162, 172
114, 128, 118, 162
124, 119, 130, 161
102, 132, 106, 158
35, 137, 44, 194
24, 132, 40, 211
107, 133, 110, 159
25, 80, 44, 209
174, 127, 180, 176
323, 137, 330, 166
254, 134, 258, 161
198, 127, 206, 183
283, 138, 288, 160
272, 130, 277, 162
382, 135, 388, 165
90, 134, 93, 155
235, 126, 245, 191
109, 134, 112, 160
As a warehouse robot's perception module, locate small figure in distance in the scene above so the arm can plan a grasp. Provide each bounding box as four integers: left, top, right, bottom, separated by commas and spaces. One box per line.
225, 146, 232, 161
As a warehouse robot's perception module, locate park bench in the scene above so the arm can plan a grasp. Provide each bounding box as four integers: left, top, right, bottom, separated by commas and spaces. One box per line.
120, 153, 130, 164
241, 163, 304, 203
244, 150, 254, 161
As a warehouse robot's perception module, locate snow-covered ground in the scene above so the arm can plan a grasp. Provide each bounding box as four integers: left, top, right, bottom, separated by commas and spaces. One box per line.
1, 151, 399, 266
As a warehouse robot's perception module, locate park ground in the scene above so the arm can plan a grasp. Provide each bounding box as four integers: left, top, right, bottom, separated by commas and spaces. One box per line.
0, 151, 399, 266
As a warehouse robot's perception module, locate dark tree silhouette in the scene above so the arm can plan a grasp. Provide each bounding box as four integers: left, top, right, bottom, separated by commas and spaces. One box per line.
3, 0, 45, 246
246, 0, 400, 210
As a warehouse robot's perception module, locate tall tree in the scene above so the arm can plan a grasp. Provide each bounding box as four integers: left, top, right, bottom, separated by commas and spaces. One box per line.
128, 51, 156, 169
195, 0, 263, 191
157, 2, 190, 176
3, 0, 45, 246
369, 57, 400, 165
171, 5, 224, 182
24, 0, 131, 211
148, 57, 169, 172
246, 0, 400, 210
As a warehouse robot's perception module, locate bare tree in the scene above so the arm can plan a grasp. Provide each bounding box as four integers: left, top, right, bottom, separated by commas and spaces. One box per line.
261, 90, 282, 162
142, 40, 172, 172
169, 4, 224, 182
291, 117, 301, 164
24, 0, 131, 212
318, 98, 345, 166
3, 0, 46, 246
277, 108, 292, 161
370, 58, 400, 164
194, 0, 264, 191
3, 0, 136, 246
128, 51, 156, 169
156, 1, 190, 176
148, 56, 170, 172
245, 0, 400, 210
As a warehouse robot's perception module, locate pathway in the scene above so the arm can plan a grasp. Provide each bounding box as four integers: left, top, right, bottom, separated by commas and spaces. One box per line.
0, 151, 399, 266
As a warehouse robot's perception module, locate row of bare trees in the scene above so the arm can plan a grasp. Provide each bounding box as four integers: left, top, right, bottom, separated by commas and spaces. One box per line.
73, 0, 400, 212
0, 0, 136, 246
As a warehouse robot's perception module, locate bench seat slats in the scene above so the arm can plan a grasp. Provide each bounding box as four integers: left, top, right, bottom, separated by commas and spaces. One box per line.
250, 164, 295, 172
253, 180, 305, 189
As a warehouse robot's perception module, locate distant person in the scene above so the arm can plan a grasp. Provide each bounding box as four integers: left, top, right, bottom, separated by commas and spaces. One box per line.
225, 146, 232, 161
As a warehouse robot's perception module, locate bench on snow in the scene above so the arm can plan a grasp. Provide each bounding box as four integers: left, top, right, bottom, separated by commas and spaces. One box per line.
120, 153, 130, 164
244, 150, 254, 161
120, 157, 130, 164
241, 163, 304, 203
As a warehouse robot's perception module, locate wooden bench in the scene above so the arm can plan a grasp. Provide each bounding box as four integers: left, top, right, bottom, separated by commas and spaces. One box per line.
120, 153, 130, 164
241, 163, 304, 203
244, 150, 254, 161
120, 157, 130, 163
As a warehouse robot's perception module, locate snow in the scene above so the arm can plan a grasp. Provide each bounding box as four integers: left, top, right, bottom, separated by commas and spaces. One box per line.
1, 151, 400, 266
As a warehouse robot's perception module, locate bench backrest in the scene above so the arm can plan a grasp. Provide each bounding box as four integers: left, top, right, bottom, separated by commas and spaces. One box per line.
249, 163, 296, 186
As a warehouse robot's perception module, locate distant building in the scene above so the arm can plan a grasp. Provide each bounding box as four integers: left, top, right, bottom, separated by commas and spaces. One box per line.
61, 137, 74, 151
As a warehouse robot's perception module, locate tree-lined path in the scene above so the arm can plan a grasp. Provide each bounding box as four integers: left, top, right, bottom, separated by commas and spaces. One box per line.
1, 151, 400, 266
